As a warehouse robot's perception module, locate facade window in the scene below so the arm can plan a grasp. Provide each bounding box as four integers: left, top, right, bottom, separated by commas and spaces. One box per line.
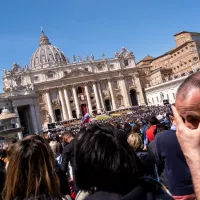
51, 91, 57, 100
97, 64, 103, 71
157, 96, 159, 102
113, 81, 119, 89
117, 96, 124, 106
64, 71, 68, 76
89, 86, 93, 93
152, 98, 154, 104
101, 82, 107, 90
173, 93, 175, 99
84, 68, 88, 71
47, 73, 54, 79
68, 89, 72, 97
128, 77, 134, 87
34, 76, 39, 81
166, 94, 169, 99
110, 64, 114, 69
124, 59, 129, 66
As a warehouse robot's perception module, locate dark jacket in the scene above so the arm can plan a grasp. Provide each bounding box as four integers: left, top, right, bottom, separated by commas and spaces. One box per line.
136, 151, 154, 177
61, 139, 75, 173
55, 162, 71, 195
0, 169, 5, 199
156, 129, 194, 196
85, 177, 173, 200
148, 132, 169, 187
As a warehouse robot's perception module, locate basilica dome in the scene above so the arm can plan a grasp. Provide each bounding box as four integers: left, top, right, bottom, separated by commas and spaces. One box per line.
30, 31, 67, 69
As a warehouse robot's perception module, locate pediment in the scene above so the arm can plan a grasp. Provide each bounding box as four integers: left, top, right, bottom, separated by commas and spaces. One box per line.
63, 69, 94, 79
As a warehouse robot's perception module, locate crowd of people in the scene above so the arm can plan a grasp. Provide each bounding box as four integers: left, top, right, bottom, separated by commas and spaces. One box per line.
0, 72, 200, 200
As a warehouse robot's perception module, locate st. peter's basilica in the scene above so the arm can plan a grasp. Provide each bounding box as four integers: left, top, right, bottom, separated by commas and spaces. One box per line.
1, 30, 200, 135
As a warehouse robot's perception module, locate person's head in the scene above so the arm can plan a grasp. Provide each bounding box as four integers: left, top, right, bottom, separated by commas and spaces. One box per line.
148, 116, 159, 126
130, 124, 140, 134
166, 112, 175, 125
127, 133, 143, 151
156, 123, 169, 133
74, 124, 143, 195
176, 72, 200, 129
3, 135, 60, 200
62, 131, 74, 143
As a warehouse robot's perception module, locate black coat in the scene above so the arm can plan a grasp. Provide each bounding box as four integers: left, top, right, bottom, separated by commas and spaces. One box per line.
148, 132, 169, 187
0, 169, 5, 199
85, 177, 173, 200
55, 162, 71, 196
61, 139, 75, 173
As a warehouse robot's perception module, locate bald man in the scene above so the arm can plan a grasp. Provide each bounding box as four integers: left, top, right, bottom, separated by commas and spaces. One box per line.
173, 71, 200, 200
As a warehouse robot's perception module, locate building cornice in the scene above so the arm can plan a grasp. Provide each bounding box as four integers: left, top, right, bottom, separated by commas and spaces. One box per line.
145, 76, 188, 92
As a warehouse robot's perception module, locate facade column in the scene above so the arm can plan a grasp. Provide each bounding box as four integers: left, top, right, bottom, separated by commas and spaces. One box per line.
134, 74, 146, 105
63, 88, 73, 119
84, 84, 93, 115
13, 106, 23, 140
97, 82, 105, 111
120, 77, 131, 107
45, 90, 55, 123
34, 104, 43, 132
58, 88, 68, 120
93, 82, 101, 114
108, 79, 117, 110
30, 104, 39, 134
72, 85, 81, 118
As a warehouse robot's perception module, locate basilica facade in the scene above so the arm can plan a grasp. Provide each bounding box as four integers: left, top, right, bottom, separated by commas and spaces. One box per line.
2, 30, 200, 135
2, 31, 145, 131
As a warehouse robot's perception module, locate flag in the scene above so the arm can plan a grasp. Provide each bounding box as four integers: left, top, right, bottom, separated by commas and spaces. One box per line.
82, 113, 91, 124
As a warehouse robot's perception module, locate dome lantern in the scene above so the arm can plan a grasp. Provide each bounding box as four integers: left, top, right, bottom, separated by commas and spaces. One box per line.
40, 30, 51, 46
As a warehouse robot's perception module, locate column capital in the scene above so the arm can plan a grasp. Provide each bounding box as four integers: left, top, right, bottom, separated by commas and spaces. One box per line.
65, 85, 72, 90
83, 82, 89, 86
43, 89, 50, 93
71, 84, 77, 88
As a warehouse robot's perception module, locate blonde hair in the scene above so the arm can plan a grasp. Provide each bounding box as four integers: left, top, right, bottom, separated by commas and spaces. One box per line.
127, 133, 143, 150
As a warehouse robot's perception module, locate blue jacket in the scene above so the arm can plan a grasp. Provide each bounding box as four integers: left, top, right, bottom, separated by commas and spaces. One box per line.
156, 129, 194, 196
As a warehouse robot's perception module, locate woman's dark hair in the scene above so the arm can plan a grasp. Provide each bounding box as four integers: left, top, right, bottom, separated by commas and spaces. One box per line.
149, 116, 159, 125
3, 135, 61, 200
74, 124, 144, 195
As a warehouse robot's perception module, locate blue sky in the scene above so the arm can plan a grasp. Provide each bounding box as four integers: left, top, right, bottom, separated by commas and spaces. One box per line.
0, 0, 200, 89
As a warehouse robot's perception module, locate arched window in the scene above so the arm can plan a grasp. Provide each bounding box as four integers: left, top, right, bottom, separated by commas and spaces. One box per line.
124, 59, 129, 66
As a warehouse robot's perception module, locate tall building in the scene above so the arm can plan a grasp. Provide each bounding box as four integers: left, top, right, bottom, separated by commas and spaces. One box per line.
139, 31, 200, 105
2, 31, 146, 131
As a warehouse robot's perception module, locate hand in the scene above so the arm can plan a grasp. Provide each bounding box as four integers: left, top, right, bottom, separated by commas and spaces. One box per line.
172, 105, 200, 163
